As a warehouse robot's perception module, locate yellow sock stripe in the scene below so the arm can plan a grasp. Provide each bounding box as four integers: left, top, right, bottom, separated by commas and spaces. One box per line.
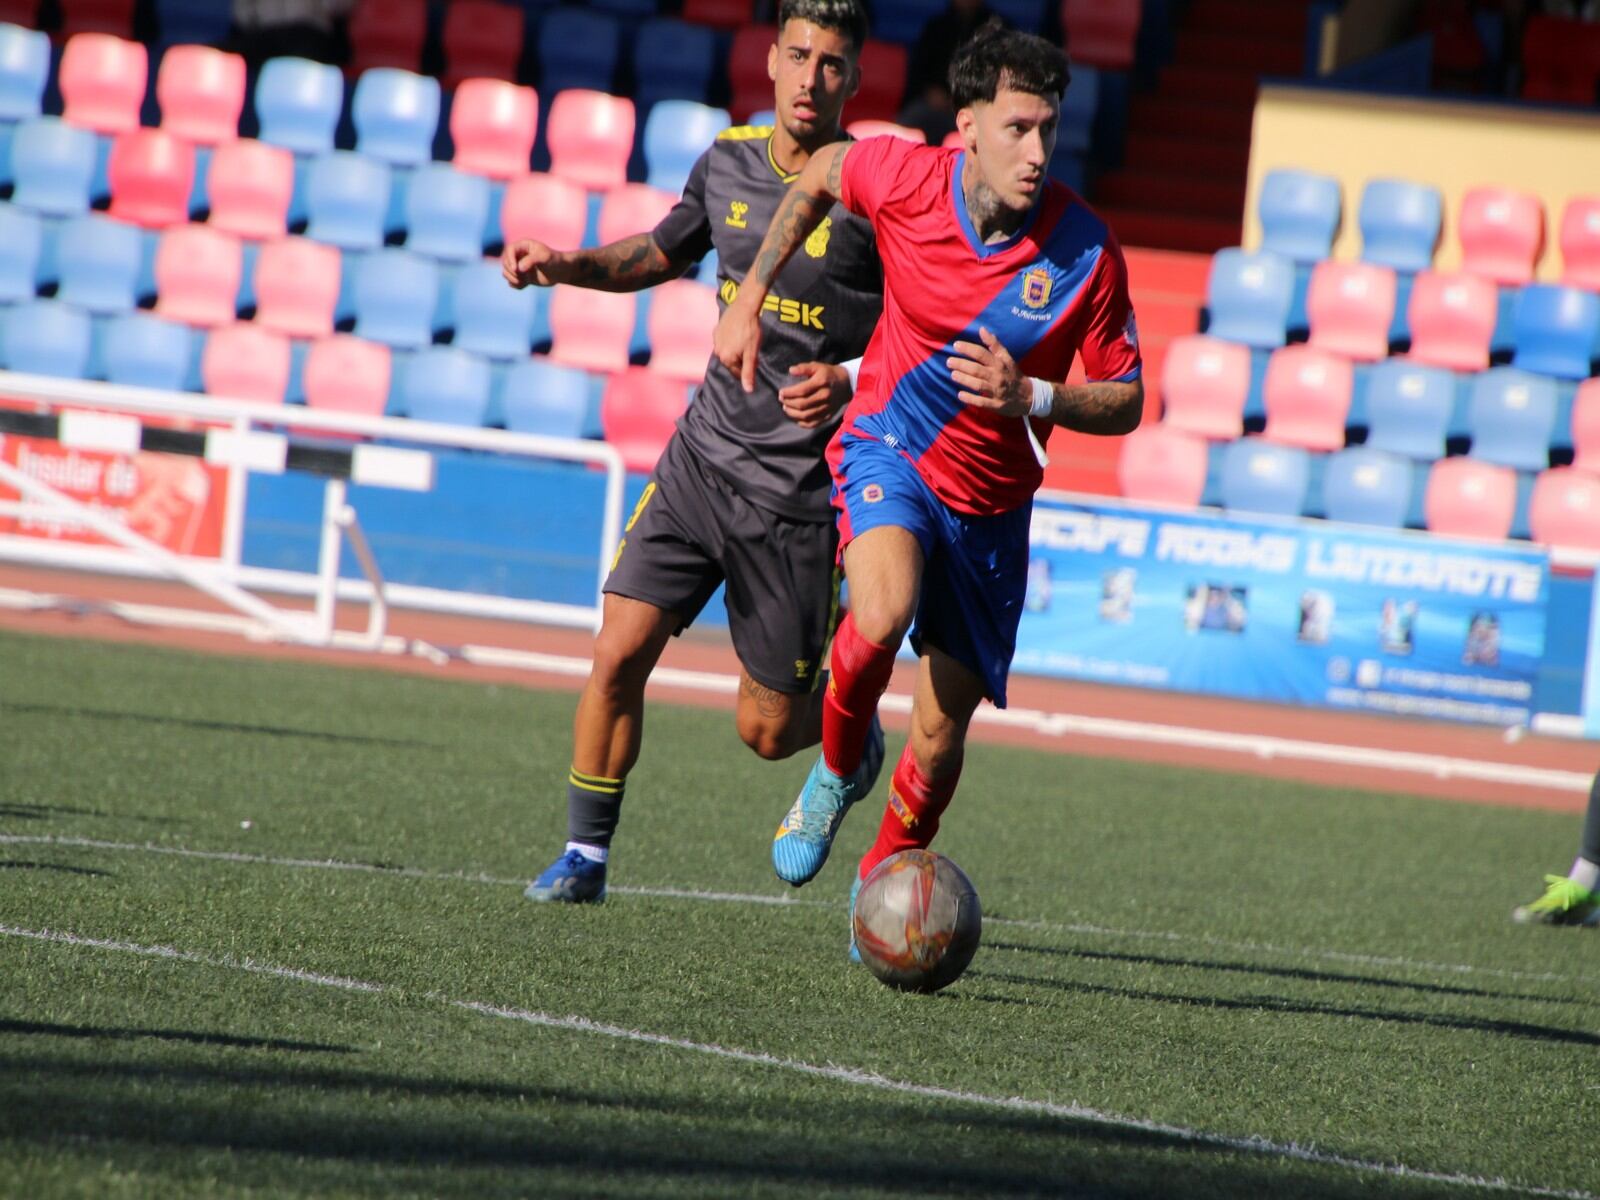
570, 769, 625, 796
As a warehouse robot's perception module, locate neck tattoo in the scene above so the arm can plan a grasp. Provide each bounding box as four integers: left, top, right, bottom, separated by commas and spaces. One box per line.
962, 158, 1025, 245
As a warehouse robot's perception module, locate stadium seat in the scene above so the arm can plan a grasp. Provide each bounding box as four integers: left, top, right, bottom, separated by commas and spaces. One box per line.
1055, 62, 1098, 158
1322, 446, 1412, 528
58, 0, 135, 37
1363, 359, 1455, 461
1060, 0, 1140, 69
347, 0, 427, 75
593, 0, 659, 15
99, 311, 193, 390
1405, 270, 1496, 372
1571, 377, 1600, 474
1158, 334, 1249, 441
304, 151, 391, 250
501, 356, 591, 437
254, 57, 343, 156
1116, 422, 1209, 508
449, 259, 536, 358
152, 0, 231, 44
1305, 260, 1396, 363
1261, 344, 1353, 453
1204, 248, 1294, 349
846, 119, 925, 143
1425, 455, 1516, 540
601, 366, 689, 473
1466, 367, 1557, 472
1358, 178, 1442, 273
1511, 283, 1600, 381
206, 139, 294, 240
728, 26, 777, 121
202, 321, 290, 403
2, 299, 92, 377
0, 201, 42, 299
1258, 168, 1341, 264
108, 128, 195, 228
1559, 196, 1600, 292
538, 6, 622, 95
253, 235, 340, 338
441, 0, 524, 87
872, 0, 943, 44
632, 18, 718, 111
849, 40, 909, 124
1220, 437, 1310, 517
1529, 467, 1600, 551
597, 183, 676, 245
404, 163, 491, 261
645, 277, 717, 381
1520, 13, 1600, 105
0, 23, 49, 154
643, 100, 729, 196
303, 334, 392, 419
450, 78, 538, 180
156, 45, 245, 146
10, 117, 97, 215
398, 345, 493, 425
1458, 186, 1544, 287
549, 283, 633, 373
56, 212, 141, 312
500, 171, 587, 250
352, 248, 438, 349
682, 0, 752, 30
154, 223, 241, 327
59, 32, 146, 136
545, 90, 634, 192
352, 68, 441, 167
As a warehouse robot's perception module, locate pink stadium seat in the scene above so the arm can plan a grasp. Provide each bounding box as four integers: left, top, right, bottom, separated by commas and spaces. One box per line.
157, 45, 245, 146
206, 139, 294, 240
1559, 196, 1600, 292
546, 90, 635, 192
1424, 456, 1517, 541
849, 40, 908, 124
1305, 260, 1396, 363
1529, 467, 1600, 551
253, 236, 341, 338
683, 0, 752, 30
1406, 269, 1497, 372
58, 0, 135, 40
728, 26, 776, 121
348, 0, 427, 74
1458, 186, 1545, 286
155, 224, 242, 328
597, 183, 677, 245
1116, 422, 1209, 508
846, 119, 926, 143
1062, 0, 1142, 69
647, 278, 718, 382
1262, 344, 1354, 452
441, 0, 524, 87
602, 367, 690, 474
450, 78, 537, 180
500, 172, 587, 251
1571, 377, 1600, 475
304, 335, 392, 420
549, 283, 634, 373
59, 32, 146, 135
1159, 334, 1249, 440
108, 128, 195, 228
202, 322, 291, 404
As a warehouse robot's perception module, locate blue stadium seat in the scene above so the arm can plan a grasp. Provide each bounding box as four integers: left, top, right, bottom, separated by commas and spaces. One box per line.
0, 201, 43, 300
872, 0, 943, 44
987, 0, 1049, 31
501, 356, 591, 437
450, 260, 536, 359
11, 117, 97, 217
1467, 367, 1557, 471
255, 56, 344, 156
154, 0, 233, 44
643, 100, 730, 196
352, 68, 441, 167
0, 23, 48, 189
55, 213, 142, 313
1322, 446, 1412, 528
398, 345, 493, 425
1358, 177, 1441, 273
1362, 359, 1455, 461
747, 109, 776, 127
593, 0, 660, 14
632, 19, 718, 111
3, 299, 92, 377
404, 163, 491, 261
1219, 437, 1310, 517
305, 150, 391, 251
1512, 283, 1600, 381
352, 248, 440, 349
538, 7, 622, 95
1204, 248, 1294, 348
98, 311, 195, 390
1057, 63, 1099, 157
1258, 168, 1341, 264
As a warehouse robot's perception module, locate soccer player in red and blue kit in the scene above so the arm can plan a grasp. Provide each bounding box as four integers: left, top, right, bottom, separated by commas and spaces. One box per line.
714, 22, 1144, 948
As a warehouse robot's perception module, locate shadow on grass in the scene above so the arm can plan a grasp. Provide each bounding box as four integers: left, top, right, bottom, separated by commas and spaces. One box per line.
0, 1020, 354, 1055
0, 701, 429, 748
0, 861, 111, 877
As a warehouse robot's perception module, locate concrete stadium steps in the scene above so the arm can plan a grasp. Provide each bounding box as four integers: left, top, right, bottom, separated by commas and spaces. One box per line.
1094, 169, 1247, 221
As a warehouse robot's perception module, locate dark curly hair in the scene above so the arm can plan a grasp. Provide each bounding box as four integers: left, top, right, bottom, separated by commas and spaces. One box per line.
777, 0, 869, 52
949, 20, 1070, 110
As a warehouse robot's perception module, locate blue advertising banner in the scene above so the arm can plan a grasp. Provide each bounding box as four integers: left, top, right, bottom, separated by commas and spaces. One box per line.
1018, 498, 1550, 727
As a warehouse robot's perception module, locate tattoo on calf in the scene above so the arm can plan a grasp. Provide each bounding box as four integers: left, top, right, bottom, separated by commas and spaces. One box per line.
740, 673, 788, 718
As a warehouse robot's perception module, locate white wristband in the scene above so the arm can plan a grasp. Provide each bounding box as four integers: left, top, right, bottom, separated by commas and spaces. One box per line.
1028, 377, 1054, 419
841, 357, 863, 389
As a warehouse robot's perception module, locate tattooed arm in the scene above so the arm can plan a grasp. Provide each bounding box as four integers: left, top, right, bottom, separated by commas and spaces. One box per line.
712, 142, 852, 393
948, 328, 1144, 435
500, 233, 688, 293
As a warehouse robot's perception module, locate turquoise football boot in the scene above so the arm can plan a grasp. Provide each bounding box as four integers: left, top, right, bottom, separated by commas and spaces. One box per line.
771, 714, 885, 886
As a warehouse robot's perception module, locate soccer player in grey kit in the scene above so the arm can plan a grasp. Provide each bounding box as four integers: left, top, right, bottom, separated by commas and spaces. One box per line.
502, 0, 886, 902
1512, 772, 1600, 926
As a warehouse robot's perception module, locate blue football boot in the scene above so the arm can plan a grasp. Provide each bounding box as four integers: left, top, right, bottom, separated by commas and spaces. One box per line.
771, 713, 885, 886
523, 849, 607, 903
848, 872, 863, 963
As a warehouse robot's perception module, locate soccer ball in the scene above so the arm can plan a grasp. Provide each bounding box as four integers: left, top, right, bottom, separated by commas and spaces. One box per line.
852, 849, 981, 993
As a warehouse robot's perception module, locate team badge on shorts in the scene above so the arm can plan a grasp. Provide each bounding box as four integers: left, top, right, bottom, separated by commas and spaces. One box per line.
863, 483, 884, 503
1021, 267, 1053, 310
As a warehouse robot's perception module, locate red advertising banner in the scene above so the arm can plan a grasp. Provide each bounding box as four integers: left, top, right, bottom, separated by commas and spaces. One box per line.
0, 435, 229, 559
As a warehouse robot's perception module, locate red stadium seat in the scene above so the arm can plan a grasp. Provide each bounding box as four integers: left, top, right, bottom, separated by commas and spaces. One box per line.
1520, 14, 1600, 105
59, 32, 146, 135
1159, 334, 1249, 440
253, 236, 341, 338
848, 40, 908, 124
1571, 377, 1600, 475
202, 322, 291, 404
1405, 269, 1496, 372
1262, 344, 1354, 452
0, 1, 37, 22
451, 78, 537, 180
545, 89, 634, 192
157, 45, 245, 146
1559, 195, 1600, 292
155, 224, 242, 328
206, 138, 294, 240
500, 171, 587, 251
347, 0, 427, 75
549, 283, 634, 373
1116, 422, 1208, 508
602, 366, 690, 473
683, 0, 753, 31
597, 183, 677, 245
1305, 260, 1396, 363
1061, 0, 1142, 70
58, 0, 135, 38
108, 128, 195, 228
304, 335, 392, 419
846, 119, 925, 143
441, 0, 524, 87
646, 277, 718, 382
728, 25, 777, 121
1529, 467, 1600, 551
1424, 456, 1517, 541
1458, 186, 1544, 287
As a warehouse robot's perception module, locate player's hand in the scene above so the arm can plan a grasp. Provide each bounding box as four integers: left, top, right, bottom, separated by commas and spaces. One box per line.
501, 238, 562, 288
713, 295, 763, 394
948, 326, 1029, 417
778, 362, 849, 428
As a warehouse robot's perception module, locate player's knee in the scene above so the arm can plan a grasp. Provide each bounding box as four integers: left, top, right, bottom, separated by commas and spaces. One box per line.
737, 712, 799, 761
590, 630, 655, 695
847, 598, 913, 649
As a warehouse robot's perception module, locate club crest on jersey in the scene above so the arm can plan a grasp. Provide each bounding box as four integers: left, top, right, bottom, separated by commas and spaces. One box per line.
726, 200, 749, 228
862, 484, 884, 504
1021, 267, 1053, 310
805, 217, 832, 258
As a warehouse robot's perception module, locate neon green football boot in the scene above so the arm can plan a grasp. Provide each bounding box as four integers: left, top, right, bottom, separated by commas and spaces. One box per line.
1511, 875, 1600, 926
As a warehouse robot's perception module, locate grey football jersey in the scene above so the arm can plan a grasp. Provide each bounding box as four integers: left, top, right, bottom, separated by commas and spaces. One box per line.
651, 126, 883, 522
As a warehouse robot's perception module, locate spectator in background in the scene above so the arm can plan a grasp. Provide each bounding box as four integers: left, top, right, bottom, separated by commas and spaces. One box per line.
232, 0, 355, 66
896, 0, 997, 143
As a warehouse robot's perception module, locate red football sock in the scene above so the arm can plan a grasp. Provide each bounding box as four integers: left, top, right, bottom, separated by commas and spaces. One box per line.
858, 745, 961, 880
821, 613, 897, 777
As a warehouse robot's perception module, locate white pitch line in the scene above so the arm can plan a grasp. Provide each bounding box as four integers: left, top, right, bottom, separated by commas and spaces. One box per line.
5, 833, 1595, 989
0, 923, 1591, 1200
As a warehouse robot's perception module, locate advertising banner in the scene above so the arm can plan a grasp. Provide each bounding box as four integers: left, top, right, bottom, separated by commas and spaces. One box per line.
1019, 498, 1549, 727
